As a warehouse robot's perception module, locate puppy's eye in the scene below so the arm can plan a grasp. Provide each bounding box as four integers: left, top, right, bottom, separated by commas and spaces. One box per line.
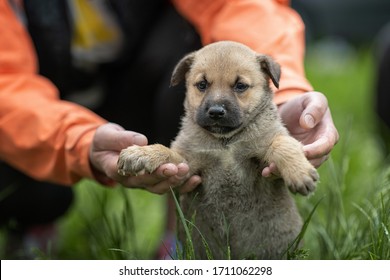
233, 82, 249, 93
196, 80, 208, 92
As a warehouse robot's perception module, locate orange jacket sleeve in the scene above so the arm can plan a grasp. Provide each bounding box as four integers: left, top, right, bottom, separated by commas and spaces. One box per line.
0, 0, 107, 185
172, 0, 314, 104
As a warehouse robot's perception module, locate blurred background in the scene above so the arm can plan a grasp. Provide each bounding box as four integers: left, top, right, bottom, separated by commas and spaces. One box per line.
292, 0, 390, 45
1, 0, 390, 260
292, 0, 390, 259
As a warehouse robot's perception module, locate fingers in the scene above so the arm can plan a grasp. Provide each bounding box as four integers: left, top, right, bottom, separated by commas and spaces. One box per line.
261, 162, 278, 178
303, 136, 335, 168
303, 108, 339, 167
262, 162, 284, 182
298, 92, 338, 168
303, 135, 333, 161
94, 123, 148, 151
89, 123, 149, 185
308, 154, 329, 168
300, 92, 328, 129
116, 162, 201, 195
90, 124, 202, 194
178, 175, 202, 194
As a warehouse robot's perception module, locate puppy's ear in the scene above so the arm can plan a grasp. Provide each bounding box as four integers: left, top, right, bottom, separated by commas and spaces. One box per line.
170, 52, 196, 87
256, 55, 281, 89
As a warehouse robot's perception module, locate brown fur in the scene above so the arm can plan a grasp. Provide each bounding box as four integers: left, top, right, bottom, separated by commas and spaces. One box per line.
117, 41, 318, 259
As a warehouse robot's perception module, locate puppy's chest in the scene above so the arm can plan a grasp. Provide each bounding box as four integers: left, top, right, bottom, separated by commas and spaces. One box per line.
190, 146, 260, 192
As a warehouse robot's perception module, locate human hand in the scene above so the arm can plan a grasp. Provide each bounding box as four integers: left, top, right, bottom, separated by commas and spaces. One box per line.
89, 123, 201, 194
262, 91, 339, 177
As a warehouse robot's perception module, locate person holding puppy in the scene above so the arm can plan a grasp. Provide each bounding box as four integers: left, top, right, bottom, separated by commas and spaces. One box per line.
0, 0, 338, 258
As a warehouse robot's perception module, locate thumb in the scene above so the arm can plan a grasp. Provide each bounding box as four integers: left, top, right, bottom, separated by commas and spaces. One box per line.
299, 92, 328, 129
89, 123, 148, 184
94, 123, 148, 151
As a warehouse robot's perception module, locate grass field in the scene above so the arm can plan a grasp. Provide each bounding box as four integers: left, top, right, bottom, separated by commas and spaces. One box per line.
295, 42, 390, 259
2, 43, 390, 260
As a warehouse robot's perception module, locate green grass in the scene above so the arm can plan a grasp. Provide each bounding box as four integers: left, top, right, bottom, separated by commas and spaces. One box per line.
55, 183, 167, 259
1, 44, 389, 260
294, 44, 390, 259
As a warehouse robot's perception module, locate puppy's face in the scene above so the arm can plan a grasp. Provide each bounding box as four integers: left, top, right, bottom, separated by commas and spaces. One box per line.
171, 41, 280, 137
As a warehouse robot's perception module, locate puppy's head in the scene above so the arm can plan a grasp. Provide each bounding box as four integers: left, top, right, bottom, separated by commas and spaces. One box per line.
171, 41, 280, 137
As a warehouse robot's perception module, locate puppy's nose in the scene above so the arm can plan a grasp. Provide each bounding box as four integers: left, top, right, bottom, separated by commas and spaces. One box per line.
208, 105, 226, 119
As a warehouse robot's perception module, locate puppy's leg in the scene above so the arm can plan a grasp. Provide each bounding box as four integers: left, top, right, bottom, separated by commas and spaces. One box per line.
265, 135, 319, 195
117, 144, 185, 176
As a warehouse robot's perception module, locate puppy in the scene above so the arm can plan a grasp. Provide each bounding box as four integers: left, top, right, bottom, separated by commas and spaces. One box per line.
117, 41, 318, 259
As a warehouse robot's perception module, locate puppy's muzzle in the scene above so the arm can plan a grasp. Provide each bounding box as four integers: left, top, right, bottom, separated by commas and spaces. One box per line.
196, 101, 242, 135
208, 105, 226, 120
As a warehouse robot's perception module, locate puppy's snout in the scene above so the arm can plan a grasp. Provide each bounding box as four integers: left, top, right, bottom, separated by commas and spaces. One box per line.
208, 105, 226, 120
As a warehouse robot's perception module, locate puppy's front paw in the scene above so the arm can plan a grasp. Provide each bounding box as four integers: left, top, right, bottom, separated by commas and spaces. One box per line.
117, 144, 171, 176
266, 135, 319, 196
281, 163, 319, 196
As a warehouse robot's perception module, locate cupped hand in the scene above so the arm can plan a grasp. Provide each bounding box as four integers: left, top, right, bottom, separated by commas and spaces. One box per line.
262, 91, 339, 177
89, 123, 201, 194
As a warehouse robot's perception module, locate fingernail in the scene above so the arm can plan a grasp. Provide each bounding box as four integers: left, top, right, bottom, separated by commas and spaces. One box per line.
304, 114, 315, 128
163, 167, 175, 177
132, 134, 147, 146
